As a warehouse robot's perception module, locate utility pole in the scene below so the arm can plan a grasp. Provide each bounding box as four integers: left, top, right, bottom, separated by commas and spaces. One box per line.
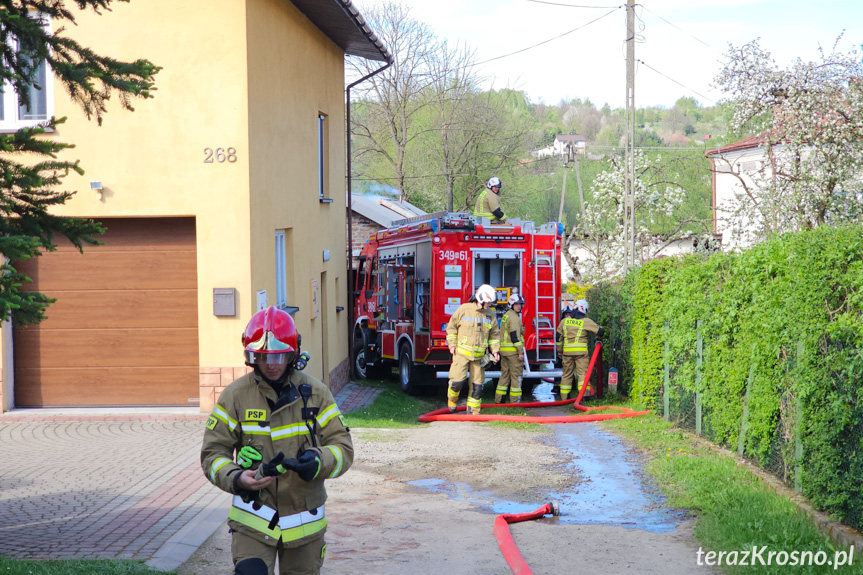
623, 0, 636, 270
558, 162, 568, 224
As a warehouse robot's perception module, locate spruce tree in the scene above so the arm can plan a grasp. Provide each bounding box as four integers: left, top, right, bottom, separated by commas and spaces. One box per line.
0, 0, 159, 325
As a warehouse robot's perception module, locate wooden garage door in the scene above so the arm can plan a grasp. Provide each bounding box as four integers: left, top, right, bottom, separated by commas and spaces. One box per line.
13, 217, 199, 407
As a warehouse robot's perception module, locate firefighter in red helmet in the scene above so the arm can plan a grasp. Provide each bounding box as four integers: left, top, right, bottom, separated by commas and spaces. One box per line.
201, 306, 353, 575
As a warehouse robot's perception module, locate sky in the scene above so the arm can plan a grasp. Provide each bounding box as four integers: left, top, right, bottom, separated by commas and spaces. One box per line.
350, 0, 863, 109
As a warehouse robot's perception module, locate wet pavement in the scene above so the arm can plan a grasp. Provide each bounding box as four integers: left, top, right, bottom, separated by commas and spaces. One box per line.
410, 381, 687, 534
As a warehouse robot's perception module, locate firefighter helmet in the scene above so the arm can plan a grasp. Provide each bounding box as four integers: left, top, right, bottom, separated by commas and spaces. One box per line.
508, 294, 525, 307
575, 299, 589, 314
476, 284, 497, 304
242, 306, 298, 366
486, 177, 502, 189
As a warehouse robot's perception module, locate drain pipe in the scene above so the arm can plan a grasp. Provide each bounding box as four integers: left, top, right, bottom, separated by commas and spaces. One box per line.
346, 58, 391, 381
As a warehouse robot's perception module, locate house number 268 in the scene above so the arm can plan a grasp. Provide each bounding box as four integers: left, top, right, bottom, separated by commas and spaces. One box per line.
204, 147, 237, 163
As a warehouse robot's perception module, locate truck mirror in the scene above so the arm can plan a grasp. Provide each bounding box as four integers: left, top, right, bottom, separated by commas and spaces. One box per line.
365, 289, 374, 299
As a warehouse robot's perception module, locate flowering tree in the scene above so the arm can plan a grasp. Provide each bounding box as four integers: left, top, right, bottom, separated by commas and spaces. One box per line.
565, 151, 708, 283
712, 38, 863, 244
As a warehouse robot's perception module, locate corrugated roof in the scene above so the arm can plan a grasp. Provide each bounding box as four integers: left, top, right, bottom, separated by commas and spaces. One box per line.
705, 132, 768, 156
351, 194, 427, 227
290, 0, 391, 62
555, 134, 586, 142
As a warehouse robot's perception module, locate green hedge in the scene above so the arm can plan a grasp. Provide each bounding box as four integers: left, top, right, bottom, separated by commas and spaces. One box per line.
588, 225, 863, 531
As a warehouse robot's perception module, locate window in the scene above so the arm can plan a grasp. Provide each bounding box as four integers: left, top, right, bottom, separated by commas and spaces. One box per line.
0, 15, 53, 132
318, 113, 331, 202
275, 230, 287, 308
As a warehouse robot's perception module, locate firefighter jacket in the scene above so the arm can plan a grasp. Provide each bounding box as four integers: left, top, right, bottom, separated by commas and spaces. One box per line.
446, 302, 500, 359
556, 315, 600, 356
499, 309, 525, 357
473, 189, 507, 223
201, 370, 353, 548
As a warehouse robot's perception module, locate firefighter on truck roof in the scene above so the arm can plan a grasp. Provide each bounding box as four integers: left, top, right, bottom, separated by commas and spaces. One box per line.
496, 293, 526, 404
201, 306, 353, 575
474, 177, 508, 223
446, 284, 501, 415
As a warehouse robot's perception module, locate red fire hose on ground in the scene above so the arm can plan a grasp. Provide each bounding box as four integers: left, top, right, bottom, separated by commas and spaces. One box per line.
418, 342, 651, 574
418, 341, 650, 423
494, 502, 560, 575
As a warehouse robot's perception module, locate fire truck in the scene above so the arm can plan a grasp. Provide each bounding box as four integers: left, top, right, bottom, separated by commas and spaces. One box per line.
352, 211, 563, 393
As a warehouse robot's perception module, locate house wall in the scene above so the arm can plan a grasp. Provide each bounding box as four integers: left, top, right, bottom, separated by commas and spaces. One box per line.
349, 214, 383, 257
710, 147, 768, 249
245, 0, 350, 395
0, 0, 254, 412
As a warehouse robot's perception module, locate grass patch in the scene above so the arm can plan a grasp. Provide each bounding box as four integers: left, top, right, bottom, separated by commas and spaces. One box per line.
596, 401, 862, 574
0, 557, 168, 575
343, 379, 439, 428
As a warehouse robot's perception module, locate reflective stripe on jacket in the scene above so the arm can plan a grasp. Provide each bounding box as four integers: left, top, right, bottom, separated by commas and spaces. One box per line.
446, 302, 500, 359
201, 370, 353, 547
499, 309, 525, 356
556, 316, 600, 356
229, 496, 327, 543
473, 190, 505, 223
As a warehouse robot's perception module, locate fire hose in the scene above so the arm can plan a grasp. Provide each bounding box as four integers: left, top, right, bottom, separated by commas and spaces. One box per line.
419, 341, 650, 423
419, 343, 650, 574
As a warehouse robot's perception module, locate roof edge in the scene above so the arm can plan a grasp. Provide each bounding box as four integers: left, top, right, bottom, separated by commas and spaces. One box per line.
335, 0, 392, 62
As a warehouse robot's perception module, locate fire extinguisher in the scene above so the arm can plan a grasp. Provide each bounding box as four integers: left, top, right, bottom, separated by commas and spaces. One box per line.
608, 338, 620, 394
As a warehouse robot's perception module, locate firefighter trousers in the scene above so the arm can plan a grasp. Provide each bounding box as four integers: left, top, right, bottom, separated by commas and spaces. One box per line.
232, 529, 326, 575
560, 354, 590, 400
496, 355, 523, 403
448, 354, 485, 414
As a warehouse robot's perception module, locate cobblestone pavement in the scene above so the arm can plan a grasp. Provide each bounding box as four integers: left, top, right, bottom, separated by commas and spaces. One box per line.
0, 382, 380, 567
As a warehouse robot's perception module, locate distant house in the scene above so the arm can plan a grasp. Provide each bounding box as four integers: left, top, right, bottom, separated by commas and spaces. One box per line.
705, 133, 769, 249
349, 194, 427, 264
531, 145, 556, 159
553, 134, 587, 161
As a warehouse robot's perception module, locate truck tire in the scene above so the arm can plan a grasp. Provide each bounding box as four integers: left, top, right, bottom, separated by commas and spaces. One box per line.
353, 340, 387, 381
398, 345, 420, 394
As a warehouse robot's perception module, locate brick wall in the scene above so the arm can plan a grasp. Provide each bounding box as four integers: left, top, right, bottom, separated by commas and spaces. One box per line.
199, 366, 252, 413
348, 214, 382, 255
329, 357, 350, 396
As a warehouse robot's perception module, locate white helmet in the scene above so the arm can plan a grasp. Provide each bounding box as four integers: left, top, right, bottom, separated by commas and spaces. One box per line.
486, 177, 502, 189
508, 294, 525, 307
476, 284, 496, 304
575, 299, 589, 314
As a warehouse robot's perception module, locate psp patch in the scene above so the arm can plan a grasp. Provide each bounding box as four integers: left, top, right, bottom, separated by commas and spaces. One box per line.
205, 416, 218, 430
245, 409, 267, 421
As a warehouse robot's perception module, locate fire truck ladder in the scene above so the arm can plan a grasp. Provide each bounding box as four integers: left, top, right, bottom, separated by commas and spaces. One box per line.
532, 250, 557, 363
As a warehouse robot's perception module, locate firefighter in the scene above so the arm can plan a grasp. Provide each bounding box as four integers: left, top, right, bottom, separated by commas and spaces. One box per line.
446, 284, 501, 414
556, 299, 604, 400
496, 294, 526, 403
201, 306, 353, 575
474, 177, 508, 223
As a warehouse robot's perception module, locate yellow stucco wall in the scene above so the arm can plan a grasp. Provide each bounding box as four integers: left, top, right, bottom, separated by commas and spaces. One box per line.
245, 0, 349, 387
46, 1, 253, 377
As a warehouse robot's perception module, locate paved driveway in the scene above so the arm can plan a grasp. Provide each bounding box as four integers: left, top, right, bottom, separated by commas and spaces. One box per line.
0, 383, 380, 571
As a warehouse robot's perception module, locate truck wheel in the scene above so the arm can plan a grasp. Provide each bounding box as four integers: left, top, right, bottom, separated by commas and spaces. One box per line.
352, 341, 369, 380
398, 345, 417, 394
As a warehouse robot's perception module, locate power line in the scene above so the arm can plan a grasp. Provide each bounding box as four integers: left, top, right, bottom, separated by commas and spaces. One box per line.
637, 59, 717, 105
525, 0, 620, 8
639, 5, 717, 51
471, 7, 621, 67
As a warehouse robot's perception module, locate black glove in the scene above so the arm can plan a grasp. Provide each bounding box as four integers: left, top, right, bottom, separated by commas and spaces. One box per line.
284, 449, 322, 482
255, 451, 287, 479
597, 327, 605, 339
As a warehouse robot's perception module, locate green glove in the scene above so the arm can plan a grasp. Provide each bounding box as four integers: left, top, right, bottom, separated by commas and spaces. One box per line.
237, 445, 263, 469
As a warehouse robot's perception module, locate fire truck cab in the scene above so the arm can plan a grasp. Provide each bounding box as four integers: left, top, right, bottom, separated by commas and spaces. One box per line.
353, 212, 562, 393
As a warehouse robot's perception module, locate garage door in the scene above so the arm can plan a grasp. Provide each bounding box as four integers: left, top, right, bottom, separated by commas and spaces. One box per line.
13, 217, 199, 407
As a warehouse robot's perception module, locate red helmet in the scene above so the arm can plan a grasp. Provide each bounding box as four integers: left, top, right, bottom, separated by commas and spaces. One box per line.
242, 306, 298, 366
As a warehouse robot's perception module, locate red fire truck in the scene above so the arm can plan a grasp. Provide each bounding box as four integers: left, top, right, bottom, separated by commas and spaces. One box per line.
352, 211, 563, 393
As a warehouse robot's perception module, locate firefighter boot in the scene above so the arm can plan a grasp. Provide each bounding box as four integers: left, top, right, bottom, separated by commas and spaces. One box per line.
447, 380, 462, 413
495, 382, 507, 403
467, 383, 483, 415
